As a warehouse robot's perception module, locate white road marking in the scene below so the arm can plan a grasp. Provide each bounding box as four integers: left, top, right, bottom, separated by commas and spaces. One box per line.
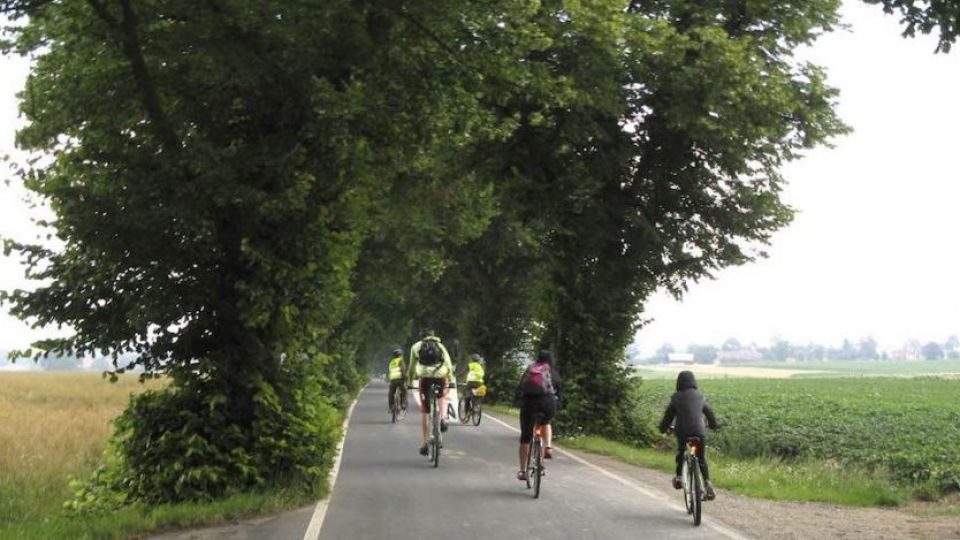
483, 412, 750, 540
303, 384, 366, 540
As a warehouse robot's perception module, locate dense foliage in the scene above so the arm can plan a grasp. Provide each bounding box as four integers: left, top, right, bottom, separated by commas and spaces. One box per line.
635, 377, 960, 497
2, 0, 851, 506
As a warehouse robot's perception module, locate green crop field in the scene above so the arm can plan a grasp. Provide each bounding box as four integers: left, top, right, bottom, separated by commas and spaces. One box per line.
635, 377, 960, 498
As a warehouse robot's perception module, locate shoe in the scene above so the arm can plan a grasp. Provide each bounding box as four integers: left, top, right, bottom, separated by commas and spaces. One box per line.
544, 447, 553, 459
705, 482, 716, 501
419, 444, 428, 456
440, 420, 448, 433
672, 476, 682, 490
517, 470, 528, 481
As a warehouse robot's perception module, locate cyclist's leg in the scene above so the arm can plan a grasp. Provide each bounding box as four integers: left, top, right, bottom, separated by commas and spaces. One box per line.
518, 398, 534, 479
418, 379, 431, 447
388, 379, 398, 411
400, 383, 408, 410
539, 400, 556, 462
672, 436, 684, 489
437, 383, 451, 429
698, 439, 711, 481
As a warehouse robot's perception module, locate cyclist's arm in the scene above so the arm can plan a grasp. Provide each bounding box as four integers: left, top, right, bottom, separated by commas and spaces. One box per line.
658, 399, 677, 434
703, 401, 719, 430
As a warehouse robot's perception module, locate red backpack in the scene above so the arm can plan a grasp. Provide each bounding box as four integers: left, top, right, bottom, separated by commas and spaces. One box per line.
520, 362, 554, 396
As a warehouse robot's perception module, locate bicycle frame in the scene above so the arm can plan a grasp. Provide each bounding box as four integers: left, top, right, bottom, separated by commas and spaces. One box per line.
681, 438, 704, 526
428, 384, 442, 468
526, 418, 545, 498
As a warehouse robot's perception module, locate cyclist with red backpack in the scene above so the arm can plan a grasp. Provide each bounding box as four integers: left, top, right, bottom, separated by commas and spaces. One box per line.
407, 329, 454, 457
515, 350, 562, 481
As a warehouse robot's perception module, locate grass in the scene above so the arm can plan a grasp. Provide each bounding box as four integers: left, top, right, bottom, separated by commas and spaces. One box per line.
0, 488, 315, 540
0, 372, 162, 528
562, 436, 909, 507
487, 401, 910, 507
0, 372, 321, 539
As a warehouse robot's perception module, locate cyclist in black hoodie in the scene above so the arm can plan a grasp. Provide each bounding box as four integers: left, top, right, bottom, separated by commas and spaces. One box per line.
659, 370, 719, 500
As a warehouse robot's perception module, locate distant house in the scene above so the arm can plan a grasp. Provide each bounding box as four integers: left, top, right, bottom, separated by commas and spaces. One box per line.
667, 353, 695, 365
716, 349, 763, 363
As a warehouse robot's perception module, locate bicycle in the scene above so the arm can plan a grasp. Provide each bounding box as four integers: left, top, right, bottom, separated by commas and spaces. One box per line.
426, 383, 444, 468
524, 413, 546, 498
680, 436, 705, 526
458, 385, 483, 426
390, 384, 406, 424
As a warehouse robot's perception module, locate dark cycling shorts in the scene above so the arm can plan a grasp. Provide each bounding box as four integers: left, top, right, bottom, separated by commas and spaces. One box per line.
418, 377, 449, 413
519, 395, 556, 444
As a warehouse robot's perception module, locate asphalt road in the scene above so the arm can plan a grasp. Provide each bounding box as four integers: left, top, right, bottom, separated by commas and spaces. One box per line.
151, 381, 747, 539
315, 380, 746, 540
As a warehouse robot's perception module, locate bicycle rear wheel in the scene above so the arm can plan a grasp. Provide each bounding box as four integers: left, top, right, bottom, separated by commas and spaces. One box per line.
692, 462, 703, 526
472, 400, 482, 426
533, 437, 542, 499
524, 449, 532, 489
682, 458, 694, 514
432, 403, 441, 468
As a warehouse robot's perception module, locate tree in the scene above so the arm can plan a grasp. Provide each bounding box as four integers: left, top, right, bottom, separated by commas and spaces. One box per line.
722, 338, 743, 352
866, 0, 960, 52
656, 343, 676, 362
922, 341, 945, 360
689, 344, 718, 364
857, 337, 879, 360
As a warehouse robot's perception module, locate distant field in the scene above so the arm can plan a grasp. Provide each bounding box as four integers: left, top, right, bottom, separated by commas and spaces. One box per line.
0, 372, 160, 528
635, 377, 960, 497
635, 359, 960, 379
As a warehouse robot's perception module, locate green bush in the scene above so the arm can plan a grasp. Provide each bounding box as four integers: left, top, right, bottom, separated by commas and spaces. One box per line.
69, 355, 351, 511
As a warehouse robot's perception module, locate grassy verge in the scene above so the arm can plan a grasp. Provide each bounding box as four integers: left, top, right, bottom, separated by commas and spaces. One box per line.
563, 437, 909, 507
485, 405, 908, 508
0, 372, 346, 539
0, 488, 315, 540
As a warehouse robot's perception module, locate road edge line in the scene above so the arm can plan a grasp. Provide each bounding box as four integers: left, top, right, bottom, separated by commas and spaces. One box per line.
483, 412, 750, 540
303, 383, 367, 540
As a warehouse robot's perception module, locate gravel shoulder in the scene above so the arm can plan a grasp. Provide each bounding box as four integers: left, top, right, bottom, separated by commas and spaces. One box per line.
561, 447, 960, 540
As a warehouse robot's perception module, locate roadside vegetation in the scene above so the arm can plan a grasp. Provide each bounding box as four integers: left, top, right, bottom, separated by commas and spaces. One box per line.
494, 370, 959, 507
2, 0, 959, 537
0, 372, 345, 539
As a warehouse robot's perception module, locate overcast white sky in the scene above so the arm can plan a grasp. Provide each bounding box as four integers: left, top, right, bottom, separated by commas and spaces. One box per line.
1, 2, 959, 353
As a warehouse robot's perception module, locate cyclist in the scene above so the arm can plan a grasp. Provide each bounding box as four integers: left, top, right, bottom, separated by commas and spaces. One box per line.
514, 350, 559, 481
386, 348, 407, 414
407, 329, 454, 456
658, 370, 719, 500
463, 353, 486, 414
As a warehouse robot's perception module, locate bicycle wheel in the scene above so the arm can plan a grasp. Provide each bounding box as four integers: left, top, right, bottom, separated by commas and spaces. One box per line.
533, 437, 542, 499
692, 462, 703, 526
459, 398, 469, 424
682, 458, 694, 514
432, 402, 441, 468
472, 399, 482, 426
524, 447, 532, 489
391, 404, 397, 424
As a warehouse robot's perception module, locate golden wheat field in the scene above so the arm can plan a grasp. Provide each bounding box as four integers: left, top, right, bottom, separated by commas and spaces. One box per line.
0, 372, 160, 525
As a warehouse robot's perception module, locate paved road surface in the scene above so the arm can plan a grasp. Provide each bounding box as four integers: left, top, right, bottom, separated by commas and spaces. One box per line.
153, 381, 747, 539
316, 380, 744, 540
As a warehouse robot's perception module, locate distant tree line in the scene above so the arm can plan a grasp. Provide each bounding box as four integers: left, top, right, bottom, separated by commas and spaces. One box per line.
644, 335, 960, 363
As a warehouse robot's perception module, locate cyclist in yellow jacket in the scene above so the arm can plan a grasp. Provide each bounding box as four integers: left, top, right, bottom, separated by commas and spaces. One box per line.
406, 329, 454, 456
464, 353, 486, 415
386, 348, 407, 413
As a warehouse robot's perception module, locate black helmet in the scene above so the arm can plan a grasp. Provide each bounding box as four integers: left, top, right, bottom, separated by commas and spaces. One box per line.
538, 350, 553, 365
392, 348, 403, 357
422, 328, 436, 338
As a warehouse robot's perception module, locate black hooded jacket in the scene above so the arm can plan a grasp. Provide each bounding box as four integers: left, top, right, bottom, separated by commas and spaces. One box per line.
658, 370, 718, 437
